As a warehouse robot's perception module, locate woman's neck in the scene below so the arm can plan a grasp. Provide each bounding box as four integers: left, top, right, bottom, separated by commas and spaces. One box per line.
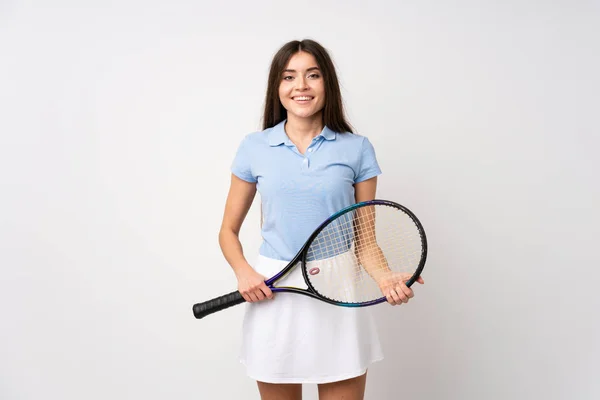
284, 113, 324, 143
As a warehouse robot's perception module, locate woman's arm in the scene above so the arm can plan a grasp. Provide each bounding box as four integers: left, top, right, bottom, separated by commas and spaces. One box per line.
353, 176, 423, 305
353, 176, 386, 280
219, 174, 273, 302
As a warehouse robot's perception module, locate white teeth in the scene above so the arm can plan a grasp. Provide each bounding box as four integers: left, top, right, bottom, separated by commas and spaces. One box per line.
294, 96, 312, 101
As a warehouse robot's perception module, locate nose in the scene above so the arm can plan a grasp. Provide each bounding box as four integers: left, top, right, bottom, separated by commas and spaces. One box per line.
295, 76, 308, 90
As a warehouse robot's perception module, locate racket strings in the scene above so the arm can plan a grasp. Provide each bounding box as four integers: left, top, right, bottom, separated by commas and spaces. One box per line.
305, 205, 424, 304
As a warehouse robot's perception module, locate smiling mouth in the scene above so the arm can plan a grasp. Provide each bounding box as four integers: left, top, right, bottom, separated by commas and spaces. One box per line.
293, 96, 314, 102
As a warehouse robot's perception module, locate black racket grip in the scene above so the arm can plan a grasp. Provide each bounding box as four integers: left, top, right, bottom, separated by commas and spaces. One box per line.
192, 290, 246, 319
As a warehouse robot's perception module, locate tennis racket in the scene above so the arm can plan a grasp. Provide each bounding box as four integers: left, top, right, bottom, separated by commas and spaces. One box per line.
192, 199, 427, 319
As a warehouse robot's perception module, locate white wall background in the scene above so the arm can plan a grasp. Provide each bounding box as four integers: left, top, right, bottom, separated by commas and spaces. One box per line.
1, 1, 598, 399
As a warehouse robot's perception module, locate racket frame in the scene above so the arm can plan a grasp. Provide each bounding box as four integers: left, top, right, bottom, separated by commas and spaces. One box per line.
265, 199, 428, 307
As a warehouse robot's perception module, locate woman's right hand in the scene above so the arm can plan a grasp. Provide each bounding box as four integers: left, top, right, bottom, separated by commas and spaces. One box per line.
235, 265, 274, 302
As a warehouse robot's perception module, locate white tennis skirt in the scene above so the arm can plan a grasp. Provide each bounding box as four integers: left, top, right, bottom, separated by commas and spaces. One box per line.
239, 253, 384, 384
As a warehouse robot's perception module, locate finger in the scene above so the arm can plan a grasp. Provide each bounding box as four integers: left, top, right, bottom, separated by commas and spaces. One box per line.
387, 294, 396, 305
240, 292, 252, 303
381, 284, 392, 305
246, 292, 257, 302
253, 289, 266, 301
394, 285, 410, 303
417, 277, 425, 284
384, 287, 395, 305
247, 291, 260, 302
261, 283, 274, 299
386, 293, 394, 305
398, 282, 414, 299
389, 288, 402, 305
394, 286, 409, 303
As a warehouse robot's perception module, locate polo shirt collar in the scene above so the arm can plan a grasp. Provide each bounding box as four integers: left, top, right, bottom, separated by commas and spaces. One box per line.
268, 120, 336, 146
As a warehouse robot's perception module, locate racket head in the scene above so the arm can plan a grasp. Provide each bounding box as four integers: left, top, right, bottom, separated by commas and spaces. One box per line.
299, 199, 427, 306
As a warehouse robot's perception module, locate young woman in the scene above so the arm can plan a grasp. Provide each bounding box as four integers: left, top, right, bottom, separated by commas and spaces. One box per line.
218, 39, 423, 400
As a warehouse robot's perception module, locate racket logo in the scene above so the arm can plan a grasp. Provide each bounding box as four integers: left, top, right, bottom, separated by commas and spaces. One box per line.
308, 267, 320, 276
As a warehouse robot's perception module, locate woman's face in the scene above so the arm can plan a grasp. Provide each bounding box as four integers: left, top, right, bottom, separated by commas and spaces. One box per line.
278, 51, 326, 122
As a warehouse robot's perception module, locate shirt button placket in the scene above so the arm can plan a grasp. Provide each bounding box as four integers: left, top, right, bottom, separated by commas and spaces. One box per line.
302, 138, 320, 171
302, 156, 309, 170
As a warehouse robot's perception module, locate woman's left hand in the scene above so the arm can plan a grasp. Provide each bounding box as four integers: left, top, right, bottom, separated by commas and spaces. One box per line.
377, 272, 425, 306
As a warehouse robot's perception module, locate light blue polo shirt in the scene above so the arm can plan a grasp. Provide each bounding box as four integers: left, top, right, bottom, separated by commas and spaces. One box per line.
231, 120, 382, 261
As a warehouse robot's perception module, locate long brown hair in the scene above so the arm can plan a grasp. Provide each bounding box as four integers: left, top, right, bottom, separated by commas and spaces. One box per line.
262, 39, 354, 133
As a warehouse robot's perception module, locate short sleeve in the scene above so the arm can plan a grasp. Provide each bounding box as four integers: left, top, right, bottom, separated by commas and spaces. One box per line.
354, 137, 382, 183
231, 136, 257, 183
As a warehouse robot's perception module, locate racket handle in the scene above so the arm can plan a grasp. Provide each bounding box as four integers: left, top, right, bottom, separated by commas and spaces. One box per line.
192, 290, 246, 319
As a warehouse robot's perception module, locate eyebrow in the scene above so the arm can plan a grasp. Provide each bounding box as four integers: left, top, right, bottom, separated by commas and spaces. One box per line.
282, 67, 321, 73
